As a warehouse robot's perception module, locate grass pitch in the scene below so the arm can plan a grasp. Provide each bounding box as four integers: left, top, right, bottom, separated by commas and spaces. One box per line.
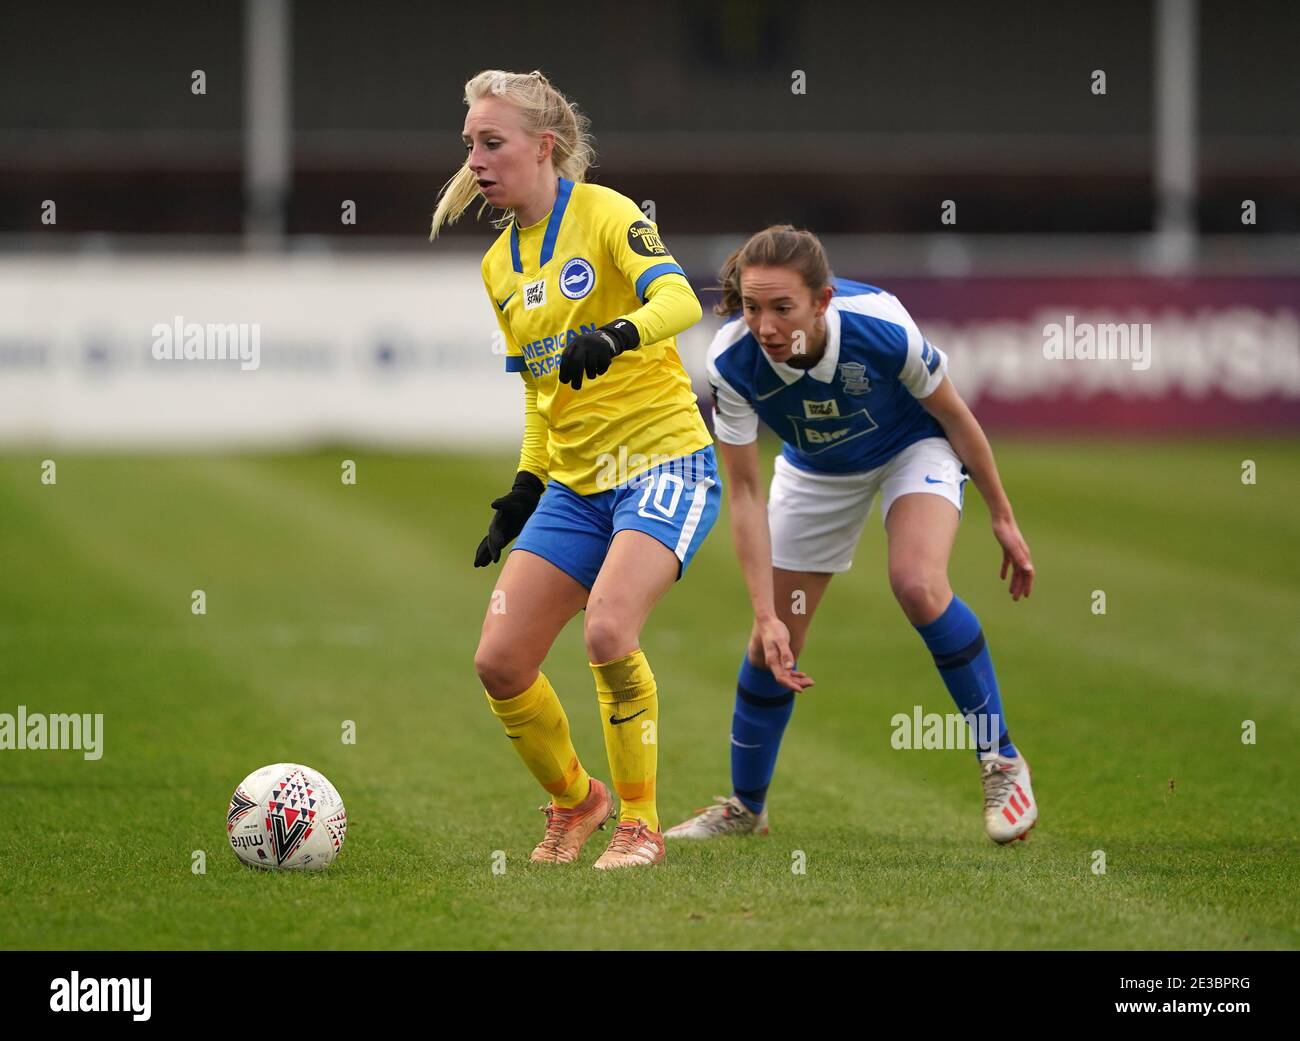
1, 438, 1297, 949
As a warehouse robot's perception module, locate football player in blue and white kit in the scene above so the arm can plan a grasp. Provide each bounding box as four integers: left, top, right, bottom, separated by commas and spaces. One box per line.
666, 225, 1039, 844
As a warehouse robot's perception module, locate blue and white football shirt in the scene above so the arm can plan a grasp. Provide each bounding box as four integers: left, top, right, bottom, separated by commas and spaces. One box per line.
706, 278, 948, 473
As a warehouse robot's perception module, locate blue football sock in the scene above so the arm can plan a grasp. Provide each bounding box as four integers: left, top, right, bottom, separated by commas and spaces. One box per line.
730, 656, 796, 813
914, 595, 1017, 759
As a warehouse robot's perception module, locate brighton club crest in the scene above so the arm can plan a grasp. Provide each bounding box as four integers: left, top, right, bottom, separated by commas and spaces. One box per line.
838, 362, 871, 395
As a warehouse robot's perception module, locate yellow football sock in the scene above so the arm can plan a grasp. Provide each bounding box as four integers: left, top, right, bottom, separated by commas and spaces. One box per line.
592, 649, 659, 830
485, 672, 590, 808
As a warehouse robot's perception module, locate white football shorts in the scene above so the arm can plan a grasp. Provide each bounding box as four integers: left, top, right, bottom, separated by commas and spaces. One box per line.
767, 437, 968, 573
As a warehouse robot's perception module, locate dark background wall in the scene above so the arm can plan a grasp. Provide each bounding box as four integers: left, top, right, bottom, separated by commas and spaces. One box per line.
0, 0, 1296, 238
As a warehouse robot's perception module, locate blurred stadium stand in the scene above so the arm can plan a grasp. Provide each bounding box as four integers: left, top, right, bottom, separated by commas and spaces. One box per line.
2, 1, 1297, 248
0, 0, 1297, 447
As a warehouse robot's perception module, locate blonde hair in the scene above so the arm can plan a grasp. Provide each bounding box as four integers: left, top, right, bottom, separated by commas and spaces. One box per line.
429, 69, 595, 240
714, 224, 833, 317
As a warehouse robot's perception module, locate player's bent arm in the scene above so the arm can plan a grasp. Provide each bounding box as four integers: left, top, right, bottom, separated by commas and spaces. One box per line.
717, 438, 779, 624
471, 370, 547, 568
918, 376, 1013, 521
483, 266, 548, 482
556, 274, 701, 389
619, 273, 702, 348
594, 190, 701, 347
517, 373, 548, 482
920, 376, 1036, 598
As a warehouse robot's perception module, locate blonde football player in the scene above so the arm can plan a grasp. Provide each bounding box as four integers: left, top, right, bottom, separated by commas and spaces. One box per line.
430, 70, 720, 869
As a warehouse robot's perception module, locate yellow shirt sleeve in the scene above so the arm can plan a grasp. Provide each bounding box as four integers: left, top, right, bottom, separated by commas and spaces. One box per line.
483, 266, 548, 480
591, 189, 700, 344
620, 272, 702, 348
483, 265, 525, 372
517, 372, 549, 481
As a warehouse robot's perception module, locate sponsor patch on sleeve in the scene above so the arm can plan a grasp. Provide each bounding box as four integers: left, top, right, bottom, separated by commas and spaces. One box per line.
627, 220, 668, 258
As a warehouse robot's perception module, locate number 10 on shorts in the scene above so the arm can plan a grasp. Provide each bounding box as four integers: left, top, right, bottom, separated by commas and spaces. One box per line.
637, 471, 684, 523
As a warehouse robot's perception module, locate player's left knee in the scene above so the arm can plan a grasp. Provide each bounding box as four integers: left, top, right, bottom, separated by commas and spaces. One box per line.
890, 569, 951, 625
583, 612, 638, 665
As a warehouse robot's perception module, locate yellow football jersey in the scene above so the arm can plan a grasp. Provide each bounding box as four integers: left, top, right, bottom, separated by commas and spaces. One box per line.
482, 178, 712, 495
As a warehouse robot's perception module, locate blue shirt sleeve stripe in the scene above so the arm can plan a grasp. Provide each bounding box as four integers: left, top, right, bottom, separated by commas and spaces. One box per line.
504, 355, 527, 373
634, 262, 686, 303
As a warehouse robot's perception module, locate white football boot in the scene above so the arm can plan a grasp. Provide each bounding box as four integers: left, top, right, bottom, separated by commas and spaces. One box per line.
664, 795, 769, 839
980, 753, 1038, 843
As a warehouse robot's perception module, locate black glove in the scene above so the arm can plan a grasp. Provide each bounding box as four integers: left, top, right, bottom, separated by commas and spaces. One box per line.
474, 470, 545, 567
557, 318, 640, 390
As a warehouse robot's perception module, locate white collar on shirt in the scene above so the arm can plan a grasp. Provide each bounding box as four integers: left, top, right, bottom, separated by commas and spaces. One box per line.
760, 305, 841, 385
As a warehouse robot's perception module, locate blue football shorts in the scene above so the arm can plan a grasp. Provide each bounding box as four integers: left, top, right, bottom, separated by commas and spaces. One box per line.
511, 445, 722, 590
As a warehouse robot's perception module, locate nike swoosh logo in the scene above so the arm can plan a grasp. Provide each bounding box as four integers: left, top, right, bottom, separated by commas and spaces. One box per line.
923, 475, 945, 484
506, 734, 521, 740
496, 291, 515, 311
755, 380, 792, 401
730, 735, 761, 749
609, 709, 648, 726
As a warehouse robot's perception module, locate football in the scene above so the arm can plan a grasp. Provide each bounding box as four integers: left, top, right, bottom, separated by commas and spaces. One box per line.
227, 763, 347, 871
